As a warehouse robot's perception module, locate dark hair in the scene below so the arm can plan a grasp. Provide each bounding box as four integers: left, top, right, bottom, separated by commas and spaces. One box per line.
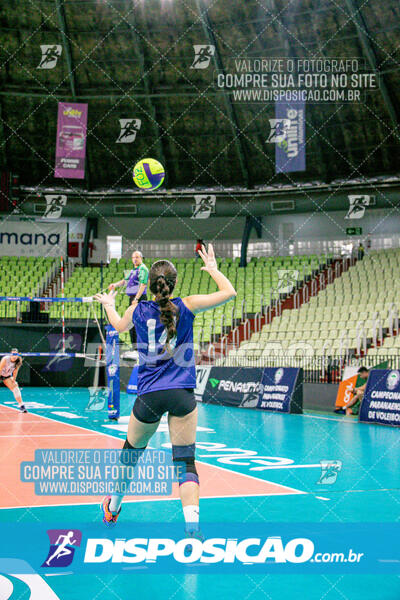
149, 260, 178, 353
358, 366, 368, 374
11, 348, 22, 367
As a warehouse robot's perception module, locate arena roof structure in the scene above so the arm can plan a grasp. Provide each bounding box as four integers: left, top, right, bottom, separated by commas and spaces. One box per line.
1, 0, 400, 193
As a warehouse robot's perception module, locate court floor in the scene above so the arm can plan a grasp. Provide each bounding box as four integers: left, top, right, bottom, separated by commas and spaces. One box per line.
0, 387, 399, 599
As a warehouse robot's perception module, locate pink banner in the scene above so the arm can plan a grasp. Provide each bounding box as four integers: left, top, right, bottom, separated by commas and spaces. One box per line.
54, 102, 88, 179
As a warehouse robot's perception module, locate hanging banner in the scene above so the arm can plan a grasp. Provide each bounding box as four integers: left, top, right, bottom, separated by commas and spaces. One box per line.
275, 100, 306, 173
105, 326, 120, 420
54, 102, 88, 180
0, 219, 68, 256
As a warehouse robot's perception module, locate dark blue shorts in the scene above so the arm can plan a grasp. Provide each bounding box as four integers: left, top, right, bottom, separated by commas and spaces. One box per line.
132, 388, 196, 423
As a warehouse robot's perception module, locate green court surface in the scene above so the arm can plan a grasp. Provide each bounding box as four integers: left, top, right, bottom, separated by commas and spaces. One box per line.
0, 387, 399, 599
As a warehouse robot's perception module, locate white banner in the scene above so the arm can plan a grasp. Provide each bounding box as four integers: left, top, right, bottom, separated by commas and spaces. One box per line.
0, 219, 68, 257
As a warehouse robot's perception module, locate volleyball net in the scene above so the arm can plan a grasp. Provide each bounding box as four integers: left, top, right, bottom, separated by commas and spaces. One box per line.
0, 295, 122, 420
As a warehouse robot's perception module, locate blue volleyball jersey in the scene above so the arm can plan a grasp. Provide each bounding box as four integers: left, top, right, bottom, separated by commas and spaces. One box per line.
132, 297, 196, 395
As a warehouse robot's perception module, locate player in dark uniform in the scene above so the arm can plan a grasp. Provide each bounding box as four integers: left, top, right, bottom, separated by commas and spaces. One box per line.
94, 244, 236, 533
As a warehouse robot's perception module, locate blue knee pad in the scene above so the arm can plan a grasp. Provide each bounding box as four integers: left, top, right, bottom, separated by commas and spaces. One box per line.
172, 444, 199, 486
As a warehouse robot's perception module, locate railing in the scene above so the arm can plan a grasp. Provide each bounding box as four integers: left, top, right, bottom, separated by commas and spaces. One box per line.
243, 319, 251, 341
220, 335, 228, 357
207, 344, 216, 362
241, 298, 247, 322
202, 354, 400, 384
254, 312, 262, 333
293, 291, 300, 310
220, 313, 226, 335
372, 312, 383, 348
388, 303, 399, 336
338, 330, 350, 362
274, 299, 282, 317
302, 285, 309, 304
310, 279, 317, 297
356, 321, 367, 356
232, 327, 240, 349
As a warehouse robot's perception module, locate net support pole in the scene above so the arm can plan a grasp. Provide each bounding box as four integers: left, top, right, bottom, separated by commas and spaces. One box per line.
60, 256, 66, 353
105, 324, 120, 420
100, 260, 104, 334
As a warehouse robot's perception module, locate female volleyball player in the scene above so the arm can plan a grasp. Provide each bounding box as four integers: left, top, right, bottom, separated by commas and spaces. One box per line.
0, 349, 26, 413
94, 244, 236, 533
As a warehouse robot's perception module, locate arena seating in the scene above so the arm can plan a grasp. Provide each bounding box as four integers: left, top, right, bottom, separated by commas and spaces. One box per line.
0, 256, 56, 318
46, 254, 328, 347
224, 248, 400, 367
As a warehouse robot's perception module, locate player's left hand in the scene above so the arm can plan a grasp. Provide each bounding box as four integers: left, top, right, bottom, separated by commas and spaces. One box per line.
93, 290, 117, 306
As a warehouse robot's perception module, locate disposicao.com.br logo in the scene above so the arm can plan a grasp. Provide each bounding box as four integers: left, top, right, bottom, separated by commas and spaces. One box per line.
83, 535, 364, 568
5, 522, 392, 575
84, 535, 314, 564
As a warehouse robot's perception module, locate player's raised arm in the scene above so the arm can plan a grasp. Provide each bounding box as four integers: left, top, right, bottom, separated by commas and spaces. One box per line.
182, 244, 236, 314
93, 290, 136, 332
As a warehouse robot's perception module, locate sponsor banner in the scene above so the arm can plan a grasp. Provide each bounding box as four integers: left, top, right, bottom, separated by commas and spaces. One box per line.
0, 522, 398, 574
337, 361, 389, 408
105, 326, 120, 419
198, 367, 302, 413
259, 367, 303, 413
127, 365, 138, 394
55, 102, 88, 179
360, 369, 400, 427
195, 365, 212, 398
0, 219, 67, 257
336, 374, 358, 408
275, 100, 305, 173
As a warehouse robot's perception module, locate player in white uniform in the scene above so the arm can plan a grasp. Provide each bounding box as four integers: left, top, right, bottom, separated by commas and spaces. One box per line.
0, 349, 26, 413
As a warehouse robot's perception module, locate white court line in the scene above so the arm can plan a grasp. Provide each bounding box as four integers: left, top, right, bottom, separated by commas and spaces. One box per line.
0, 434, 100, 438
249, 464, 322, 470
300, 414, 358, 423
0, 405, 305, 507
0, 421, 51, 424
0, 491, 305, 510
0, 404, 122, 441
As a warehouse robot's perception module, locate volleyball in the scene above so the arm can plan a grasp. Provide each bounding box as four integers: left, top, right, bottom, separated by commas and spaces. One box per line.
133, 158, 165, 190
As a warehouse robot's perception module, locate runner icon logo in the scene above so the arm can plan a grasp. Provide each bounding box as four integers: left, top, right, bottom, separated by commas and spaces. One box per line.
42, 529, 82, 568
317, 460, 342, 485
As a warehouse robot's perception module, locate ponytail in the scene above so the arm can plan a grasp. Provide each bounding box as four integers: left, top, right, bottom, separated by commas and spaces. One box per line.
149, 260, 178, 354
154, 275, 177, 354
